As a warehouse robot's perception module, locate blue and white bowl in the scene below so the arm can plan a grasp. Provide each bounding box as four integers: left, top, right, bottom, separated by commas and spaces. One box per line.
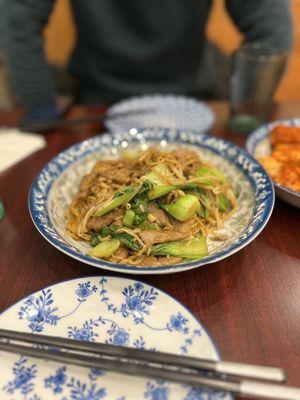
29, 127, 274, 274
0, 275, 231, 399
246, 118, 300, 208
105, 94, 215, 133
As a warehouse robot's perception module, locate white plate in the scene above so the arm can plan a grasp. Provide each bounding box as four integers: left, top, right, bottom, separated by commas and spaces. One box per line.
0, 276, 231, 399
246, 119, 300, 208
105, 94, 215, 133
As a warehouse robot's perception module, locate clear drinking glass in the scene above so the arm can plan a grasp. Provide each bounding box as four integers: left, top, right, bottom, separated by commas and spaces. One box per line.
229, 43, 288, 134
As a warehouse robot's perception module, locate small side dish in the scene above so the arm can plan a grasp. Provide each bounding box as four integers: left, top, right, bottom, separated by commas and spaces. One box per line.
66, 148, 237, 267
258, 125, 300, 192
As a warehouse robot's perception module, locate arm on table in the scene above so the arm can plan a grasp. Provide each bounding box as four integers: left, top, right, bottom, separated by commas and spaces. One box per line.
2, 0, 59, 122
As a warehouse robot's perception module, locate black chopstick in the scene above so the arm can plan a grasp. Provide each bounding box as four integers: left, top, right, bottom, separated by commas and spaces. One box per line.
19, 107, 155, 132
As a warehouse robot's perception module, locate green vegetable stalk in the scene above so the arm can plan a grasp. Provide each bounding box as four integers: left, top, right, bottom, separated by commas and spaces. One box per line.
218, 194, 232, 212
88, 238, 120, 258
124, 180, 153, 226
161, 194, 200, 222
196, 166, 227, 187
187, 188, 211, 220
148, 185, 177, 200
122, 209, 155, 230
148, 182, 199, 200
146, 163, 174, 186
122, 209, 135, 227
197, 191, 211, 211
136, 221, 156, 230
90, 233, 101, 247
99, 225, 142, 251
93, 184, 141, 217
152, 237, 208, 259
131, 196, 148, 225
198, 207, 210, 220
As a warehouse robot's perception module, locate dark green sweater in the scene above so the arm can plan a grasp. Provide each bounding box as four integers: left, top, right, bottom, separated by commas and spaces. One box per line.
2, 0, 293, 106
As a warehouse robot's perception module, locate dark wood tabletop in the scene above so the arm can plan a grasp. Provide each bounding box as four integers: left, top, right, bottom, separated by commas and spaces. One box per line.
0, 101, 299, 396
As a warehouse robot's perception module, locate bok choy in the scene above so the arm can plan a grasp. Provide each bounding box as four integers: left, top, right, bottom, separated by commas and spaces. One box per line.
88, 238, 120, 258
99, 225, 142, 251
93, 184, 141, 217
148, 182, 198, 200
161, 194, 200, 222
130, 180, 153, 225
146, 163, 175, 186
196, 166, 227, 187
152, 237, 208, 259
218, 193, 232, 212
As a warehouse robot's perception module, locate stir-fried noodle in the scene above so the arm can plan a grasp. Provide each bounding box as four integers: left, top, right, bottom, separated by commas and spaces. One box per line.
66, 148, 237, 266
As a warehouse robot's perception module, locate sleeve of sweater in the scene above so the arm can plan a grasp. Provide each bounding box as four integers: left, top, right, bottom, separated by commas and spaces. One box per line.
2, 0, 56, 107
225, 0, 293, 52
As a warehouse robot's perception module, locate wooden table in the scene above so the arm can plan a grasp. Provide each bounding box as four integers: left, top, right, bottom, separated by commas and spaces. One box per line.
0, 102, 299, 396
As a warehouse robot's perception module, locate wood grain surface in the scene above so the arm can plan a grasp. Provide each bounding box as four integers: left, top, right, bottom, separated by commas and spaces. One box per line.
0, 102, 299, 397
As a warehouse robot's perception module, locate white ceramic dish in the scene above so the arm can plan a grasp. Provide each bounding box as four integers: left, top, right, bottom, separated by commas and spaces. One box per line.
29, 127, 274, 274
246, 118, 300, 208
105, 94, 215, 133
0, 275, 231, 400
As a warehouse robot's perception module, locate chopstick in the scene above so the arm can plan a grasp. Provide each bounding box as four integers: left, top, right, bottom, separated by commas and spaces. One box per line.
18, 108, 155, 132
0, 329, 299, 400
0, 328, 284, 382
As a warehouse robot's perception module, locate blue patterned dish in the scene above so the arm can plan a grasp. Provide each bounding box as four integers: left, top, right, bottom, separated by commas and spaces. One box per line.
0, 275, 231, 399
105, 94, 215, 133
246, 118, 300, 208
29, 127, 274, 274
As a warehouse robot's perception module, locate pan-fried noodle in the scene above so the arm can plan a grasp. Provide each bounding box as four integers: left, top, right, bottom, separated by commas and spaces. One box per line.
66, 148, 237, 266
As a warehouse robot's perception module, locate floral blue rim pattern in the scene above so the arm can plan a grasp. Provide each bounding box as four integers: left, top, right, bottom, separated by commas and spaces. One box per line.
0, 274, 221, 358
0, 275, 232, 399
105, 94, 216, 134
29, 128, 274, 273
246, 118, 300, 198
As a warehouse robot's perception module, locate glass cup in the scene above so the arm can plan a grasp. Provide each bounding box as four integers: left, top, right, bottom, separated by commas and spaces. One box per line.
229, 42, 288, 134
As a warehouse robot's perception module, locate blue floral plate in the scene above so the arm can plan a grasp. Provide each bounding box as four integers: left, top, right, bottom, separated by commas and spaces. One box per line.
29, 127, 274, 274
105, 94, 215, 133
246, 118, 300, 208
0, 276, 231, 399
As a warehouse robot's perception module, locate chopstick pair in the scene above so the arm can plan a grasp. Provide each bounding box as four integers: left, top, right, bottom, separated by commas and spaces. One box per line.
0, 329, 299, 400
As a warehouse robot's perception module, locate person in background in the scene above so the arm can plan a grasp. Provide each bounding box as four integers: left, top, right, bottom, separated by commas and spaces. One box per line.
1, 0, 293, 124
